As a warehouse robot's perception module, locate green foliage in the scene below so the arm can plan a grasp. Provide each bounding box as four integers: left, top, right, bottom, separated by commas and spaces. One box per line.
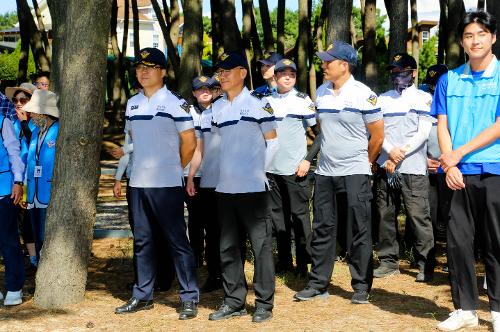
0, 42, 36, 81
202, 16, 211, 37
201, 31, 212, 61
0, 11, 18, 31
418, 35, 438, 84
254, 7, 299, 51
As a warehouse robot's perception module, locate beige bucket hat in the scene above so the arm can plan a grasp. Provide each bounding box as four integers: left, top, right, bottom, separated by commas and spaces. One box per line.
22, 89, 60, 118
5, 82, 36, 101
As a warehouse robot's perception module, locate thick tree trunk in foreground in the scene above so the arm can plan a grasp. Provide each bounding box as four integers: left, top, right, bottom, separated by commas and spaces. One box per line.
326, 0, 353, 43
385, 0, 408, 58
34, 0, 112, 309
222, 0, 243, 50
362, 0, 377, 90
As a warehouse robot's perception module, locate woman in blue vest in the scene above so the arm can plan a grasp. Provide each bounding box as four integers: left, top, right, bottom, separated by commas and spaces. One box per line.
22, 89, 59, 262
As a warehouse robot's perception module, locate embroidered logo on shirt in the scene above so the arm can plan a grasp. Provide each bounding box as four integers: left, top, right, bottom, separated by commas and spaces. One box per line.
240, 109, 250, 116
131, 105, 139, 110
263, 103, 274, 115
156, 105, 166, 111
367, 94, 377, 106
180, 102, 190, 113
47, 140, 56, 148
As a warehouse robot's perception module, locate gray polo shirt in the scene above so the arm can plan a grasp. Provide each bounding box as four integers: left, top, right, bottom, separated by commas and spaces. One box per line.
315, 76, 382, 176
125, 86, 194, 188
377, 86, 433, 175
212, 87, 277, 193
199, 107, 221, 188
183, 104, 203, 177
266, 89, 316, 175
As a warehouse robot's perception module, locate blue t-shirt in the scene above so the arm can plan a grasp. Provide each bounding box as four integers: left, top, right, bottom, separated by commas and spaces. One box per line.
431, 70, 500, 175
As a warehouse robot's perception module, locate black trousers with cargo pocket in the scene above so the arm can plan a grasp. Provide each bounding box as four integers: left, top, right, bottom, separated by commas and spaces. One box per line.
308, 174, 374, 293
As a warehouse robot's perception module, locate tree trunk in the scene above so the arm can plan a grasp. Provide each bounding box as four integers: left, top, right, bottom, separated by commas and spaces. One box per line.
316, 0, 330, 52
178, 0, 203, 99
16, 0, 31, 84
489, 1, 500, 57
32, 0, 52, 64
211, 0, 222, 65
131, 0, 140, 55
242, 0, 255, 88
34, 0, 112, 309
258, 0, 275, 52
169, 0, 181, 49
109, 0, 123, 132
308, 0, 317, 100
221, 0, 243, 50
151, 0, 180, 80
384, 0, 408, 58
276, 0, 285, 55
17, 0, 51, 72
297, 0, 309, 92
438, 0, 447, 64
446, 0, 465, 68
477, 0, 485, 9
410, 0, 419, 82
326, 0, 353, 44
362, 0, 377, 90
121, 0, 130, 99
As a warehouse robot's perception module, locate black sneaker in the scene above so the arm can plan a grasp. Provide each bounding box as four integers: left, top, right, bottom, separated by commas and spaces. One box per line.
252, 307, 272, 323
294, 286, 329, 301
373, 266, 400, 278
208, 303, 247, 321
351, 291, 370, 304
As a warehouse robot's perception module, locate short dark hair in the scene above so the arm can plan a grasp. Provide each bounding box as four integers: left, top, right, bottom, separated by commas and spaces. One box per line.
458, 10, 497, 38
31, 71, 51, 82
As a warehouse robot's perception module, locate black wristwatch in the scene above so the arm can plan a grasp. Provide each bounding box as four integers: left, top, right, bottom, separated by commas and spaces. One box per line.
14, 181, 23, 186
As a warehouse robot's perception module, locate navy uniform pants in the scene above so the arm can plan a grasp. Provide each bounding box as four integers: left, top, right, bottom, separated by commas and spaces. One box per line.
266, 173, 312, 272
130, 187, 199, 302
308, 174, 373, 293
448, 174, 500, 311
217, 191, 275, 310
198, 187, 221, 280
0, 197, 25, 291
375, 171, 435, 273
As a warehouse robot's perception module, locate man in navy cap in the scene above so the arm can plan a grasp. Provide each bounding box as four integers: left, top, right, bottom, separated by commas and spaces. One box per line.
255, 52, 284, 96
207, 51, 278, 323
373, 53, 435, 282
115, 48, 199, 319
294, 41, 384, 304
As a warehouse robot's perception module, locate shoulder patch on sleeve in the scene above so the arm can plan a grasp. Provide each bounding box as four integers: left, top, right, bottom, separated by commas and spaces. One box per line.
251, 90, 265, 100
263, 102, 274, 115
171, 90, 185, 100
308, 103, 316, 112
367, 94, 378, 106
180, 101, 190, 113
296, 91, 308, 99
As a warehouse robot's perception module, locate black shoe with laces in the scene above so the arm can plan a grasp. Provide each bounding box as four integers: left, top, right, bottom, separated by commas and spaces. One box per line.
252, 307, 272, 323
351, 291, 370, 304
114, 297, 153, 314
179, 301, 198, 320
208, 303, 247, 321
294, 286, 329, 301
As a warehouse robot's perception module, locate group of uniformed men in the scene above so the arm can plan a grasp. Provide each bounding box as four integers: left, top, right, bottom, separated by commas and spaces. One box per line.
0, 8, 497, 331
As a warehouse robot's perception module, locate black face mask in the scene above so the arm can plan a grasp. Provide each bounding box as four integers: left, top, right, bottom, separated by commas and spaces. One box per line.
391, 70, 414, 94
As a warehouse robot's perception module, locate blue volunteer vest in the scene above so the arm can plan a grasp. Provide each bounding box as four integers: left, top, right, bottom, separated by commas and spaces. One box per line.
27, 121, 59, 205
446, 58, 500, 163
0, 115, 14, 196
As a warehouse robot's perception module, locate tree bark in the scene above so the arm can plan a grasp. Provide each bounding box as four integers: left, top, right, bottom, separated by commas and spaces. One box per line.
109, 0, 123, 132
410, 0, 419, 82
489, 1, 500, 57
169, 0, 181, 49
178, 0, 203, 99
438, 0, 447, 64
477, 0, 485, 10
121, 0, 130, 99
277, 0, 286, 55
32, 0, 52, 64
297, 0, 309, 92
131, 0, 140, 55
326, 0, 353, 44
384, 0, 408, 59
16, 0, 30, 84
362, 0, 377, 90
221, 0, 243, 50
151, 0, 180, 79
34, 0, 112, 309
258, 0, 275, 52
210, 0, 222, 65
446, 0, 465, 68
242, 0, 255, 88
316, 0, 330, 52
17, 0, 51, 72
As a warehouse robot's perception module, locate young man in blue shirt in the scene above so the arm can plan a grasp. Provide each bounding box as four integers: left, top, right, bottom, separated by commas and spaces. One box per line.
432, 11, 500, 332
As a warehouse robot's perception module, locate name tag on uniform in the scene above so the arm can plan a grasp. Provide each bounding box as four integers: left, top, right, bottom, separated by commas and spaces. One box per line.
34, 166, 43, 178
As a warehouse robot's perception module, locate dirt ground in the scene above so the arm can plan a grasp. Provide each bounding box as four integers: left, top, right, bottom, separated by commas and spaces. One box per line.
0, 238, 493, 331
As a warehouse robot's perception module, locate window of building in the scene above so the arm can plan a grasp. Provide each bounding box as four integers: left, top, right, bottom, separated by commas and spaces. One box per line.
153, 34, 159, 48
422, 30, 430, 43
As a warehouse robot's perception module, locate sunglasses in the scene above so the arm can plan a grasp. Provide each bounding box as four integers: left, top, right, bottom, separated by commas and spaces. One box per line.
12, 97, 30, 105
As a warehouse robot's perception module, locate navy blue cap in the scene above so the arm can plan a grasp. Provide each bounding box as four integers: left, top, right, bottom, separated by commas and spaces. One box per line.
387, 53, 417, 70
215, 51, 248, 70
316, 41, 357, 65
274, 59, 297, 73
192, 75, 212, 90
209, 74, 221, 88
424, 64, 448, 85
258, 52, 284, 66
135, 48, 167, 68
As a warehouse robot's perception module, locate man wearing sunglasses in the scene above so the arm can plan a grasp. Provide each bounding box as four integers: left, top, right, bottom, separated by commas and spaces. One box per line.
373, 53, 435, 282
